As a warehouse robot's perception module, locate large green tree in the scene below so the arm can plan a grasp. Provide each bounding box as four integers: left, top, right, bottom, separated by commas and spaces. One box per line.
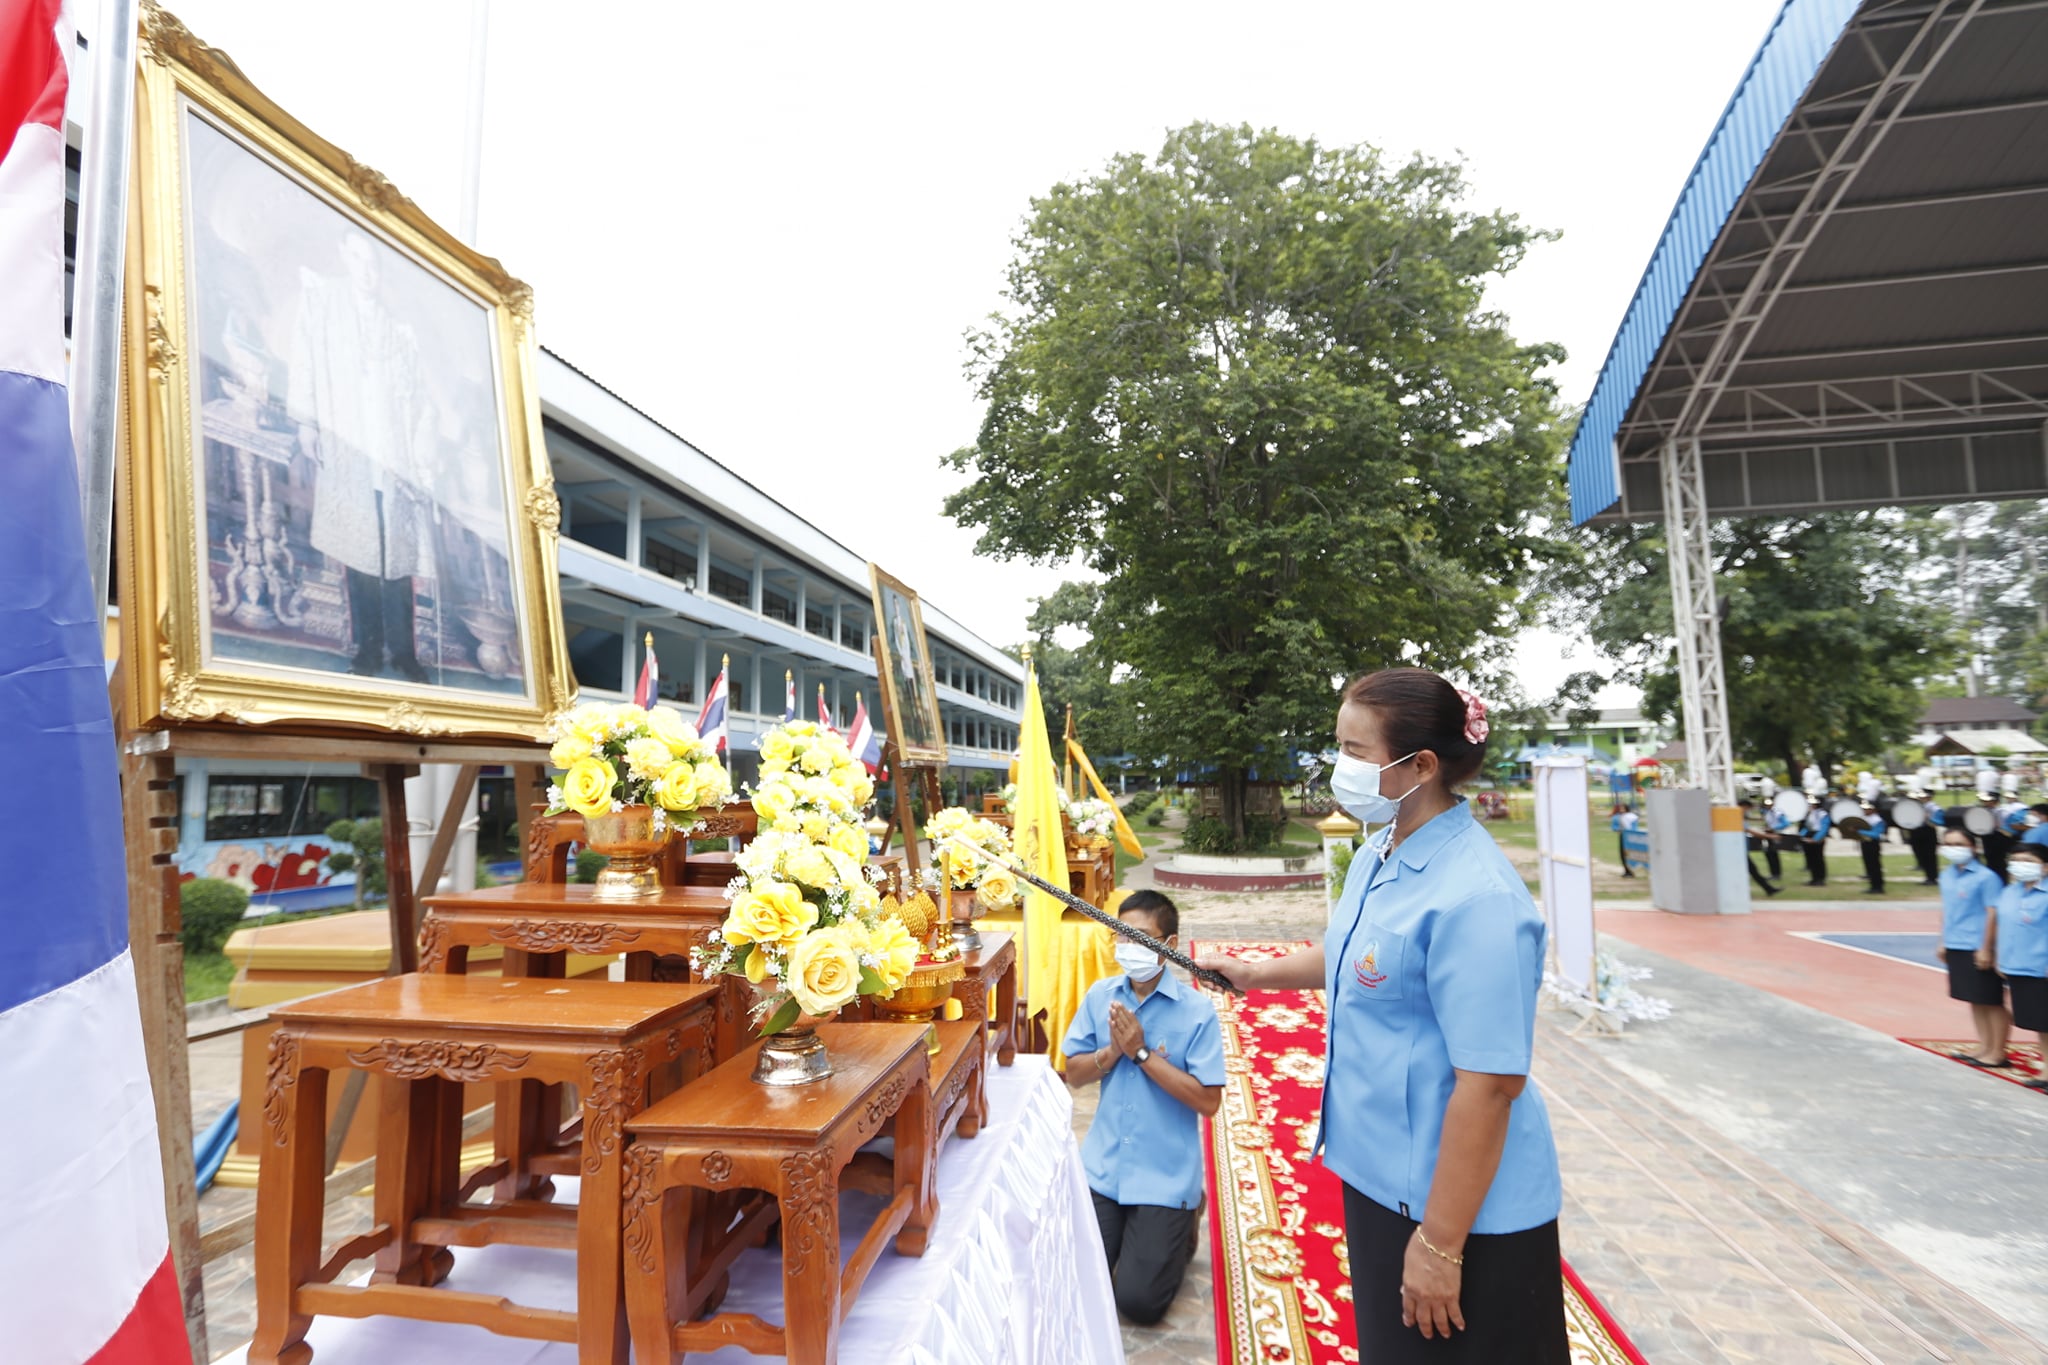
1549, 513, 1960, 784
1915, 500, 2048, 708
945, 123, 1568, 844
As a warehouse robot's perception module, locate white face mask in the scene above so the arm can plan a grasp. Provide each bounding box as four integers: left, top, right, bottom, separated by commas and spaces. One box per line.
1331, 751, 1420, 825
1115, 940, 1165, 982
1939, 846, 1974, 866
2015, 861, 2046, 885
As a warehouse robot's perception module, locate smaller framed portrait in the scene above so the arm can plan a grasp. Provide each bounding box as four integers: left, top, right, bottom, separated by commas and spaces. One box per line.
867, 564, 948, 766
117, 7, 573, 739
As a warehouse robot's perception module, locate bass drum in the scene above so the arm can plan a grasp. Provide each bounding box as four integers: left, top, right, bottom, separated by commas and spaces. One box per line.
1829, 797, 1868, 835
1962, 805, 1999, 837
1890, 796, 1928, 831
1772, 790, 1810, 823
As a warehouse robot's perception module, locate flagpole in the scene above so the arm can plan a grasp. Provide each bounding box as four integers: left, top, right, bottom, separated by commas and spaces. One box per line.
68, 0, 140, 631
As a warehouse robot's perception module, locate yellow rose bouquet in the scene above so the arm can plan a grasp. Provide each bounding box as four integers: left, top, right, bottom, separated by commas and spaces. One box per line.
924, 806, 1018, 907
543, 700, 731, 833
692, 721, 917, 1034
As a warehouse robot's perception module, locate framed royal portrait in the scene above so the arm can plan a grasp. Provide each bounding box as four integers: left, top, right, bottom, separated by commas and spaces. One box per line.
117, 6, 573, 740
867, 564, 948, 766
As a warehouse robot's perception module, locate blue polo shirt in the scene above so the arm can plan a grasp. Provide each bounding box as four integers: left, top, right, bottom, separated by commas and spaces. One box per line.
1318, 800, 1560, 1235
1998, 881, 2048, 978
2021, 823, 2048, 850
1063, 968, 1225, 1209
1939, 859, 2003, 950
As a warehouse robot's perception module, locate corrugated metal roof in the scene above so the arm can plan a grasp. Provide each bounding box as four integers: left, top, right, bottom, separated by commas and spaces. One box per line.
1567, 0, 1864, 522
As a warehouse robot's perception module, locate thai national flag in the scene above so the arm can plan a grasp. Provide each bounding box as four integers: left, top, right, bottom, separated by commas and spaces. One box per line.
816, 682, 836, 736
0, 1, 191, 1357
847, 693, 882, 774
781, 669, 795, 723
697, 656, 729, 755
632, 632, 657, 709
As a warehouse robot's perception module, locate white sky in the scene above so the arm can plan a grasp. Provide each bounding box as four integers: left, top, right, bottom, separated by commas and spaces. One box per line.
123, 0, 1792, 709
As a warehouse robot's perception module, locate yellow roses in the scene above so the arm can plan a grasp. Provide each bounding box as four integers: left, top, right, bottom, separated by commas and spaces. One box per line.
783, 844, 838, 891
653, 761, 699, 812
752, 780, 796, 825
867, 917, 919, 993
623, 736, 672, 782
560, 757, 617, 818
976, 870, 1019, 908
786, 923, 864, 1016
548, 733, 593, 768
722, 883, 819, 980
828, 822, 869, 861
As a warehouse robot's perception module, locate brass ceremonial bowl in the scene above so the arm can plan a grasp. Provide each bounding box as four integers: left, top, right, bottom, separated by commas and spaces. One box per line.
871, 959, 966, 1053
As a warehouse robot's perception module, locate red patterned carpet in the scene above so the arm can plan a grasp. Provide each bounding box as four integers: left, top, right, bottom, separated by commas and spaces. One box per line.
1196, 940, 1648, 1365
1902, 1038, 2047, 1092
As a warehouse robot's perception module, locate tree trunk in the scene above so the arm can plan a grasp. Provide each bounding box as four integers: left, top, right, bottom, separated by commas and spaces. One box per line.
1781, 746, 1801, 793
1219, 767, 1249, 849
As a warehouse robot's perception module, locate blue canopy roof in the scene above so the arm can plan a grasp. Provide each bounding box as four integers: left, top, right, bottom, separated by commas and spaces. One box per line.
1567, 0, 1862, 523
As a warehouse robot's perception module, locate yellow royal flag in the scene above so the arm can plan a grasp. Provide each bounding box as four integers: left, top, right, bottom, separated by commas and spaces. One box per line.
1067, 737, 1143, 859
1012, 661, 1072, 1030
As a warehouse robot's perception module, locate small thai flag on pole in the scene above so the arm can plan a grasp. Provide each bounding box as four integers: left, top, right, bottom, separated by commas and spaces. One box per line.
817, 682, 836, 736
848, 692, 882, 774
633, 632, 657, 709
697, 654, 730, 755
782, 669, 796, 723
0, 0, 192, 1355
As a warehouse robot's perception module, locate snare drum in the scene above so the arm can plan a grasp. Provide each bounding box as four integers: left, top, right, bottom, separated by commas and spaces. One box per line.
1890, 797, 1928, 831
1962, 805, 1999, 837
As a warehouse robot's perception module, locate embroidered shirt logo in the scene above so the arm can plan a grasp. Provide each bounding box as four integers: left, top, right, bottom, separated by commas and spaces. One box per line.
1354, 939, 1387, 989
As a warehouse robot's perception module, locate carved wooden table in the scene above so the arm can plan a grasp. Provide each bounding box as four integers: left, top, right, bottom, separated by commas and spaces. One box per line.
420, 882, 745, 1200
928, 1019, 986, 1153
622, 1022, 936, 1365
951, 930, 1019, 1072
251, 973, 718, 1365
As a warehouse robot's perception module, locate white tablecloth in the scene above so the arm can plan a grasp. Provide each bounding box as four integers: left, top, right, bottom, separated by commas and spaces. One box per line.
222, 1055, 1123, 1365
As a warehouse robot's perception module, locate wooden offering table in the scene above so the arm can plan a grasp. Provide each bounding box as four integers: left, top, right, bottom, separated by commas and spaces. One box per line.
928, 1019, 986, 1152
622, 1022, 936, 1365
419, 882, 745, 1203
950, 930, 1019, 1070
251, 974, 718, 1365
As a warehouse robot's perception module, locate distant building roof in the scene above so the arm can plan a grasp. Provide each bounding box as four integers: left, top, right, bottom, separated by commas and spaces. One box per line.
1648, 740, 1688, 763
1918, 698, 2040, 728
1926, 729, 2048, 758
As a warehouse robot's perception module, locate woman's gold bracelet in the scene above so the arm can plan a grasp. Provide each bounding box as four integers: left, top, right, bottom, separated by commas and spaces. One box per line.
1416, 1229, 1465, 1267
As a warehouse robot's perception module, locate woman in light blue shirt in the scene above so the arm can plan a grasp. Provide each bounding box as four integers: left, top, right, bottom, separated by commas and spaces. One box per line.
1198, 667, 1564, 1362
1935, 826, 2009, 1066
1996, 843, 2048, 1093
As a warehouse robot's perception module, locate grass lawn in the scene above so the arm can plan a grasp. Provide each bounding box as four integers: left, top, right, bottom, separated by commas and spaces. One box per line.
183, 951, 237, 1003
1115, 828, 1176, 879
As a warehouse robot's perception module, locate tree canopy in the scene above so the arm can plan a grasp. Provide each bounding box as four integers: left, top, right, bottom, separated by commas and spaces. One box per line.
1548, 513, 1959, 784
944, 123, 1569, 844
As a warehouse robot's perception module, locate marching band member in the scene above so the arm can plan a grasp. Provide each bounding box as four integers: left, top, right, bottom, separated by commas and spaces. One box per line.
1799, 797, 1832, 887
1762, 796, 1793, 882
1994, 844, 2048, 1092
1905, 789, 1941, 885
1737, 799, 1781, 897
1856, 801, 1887, 896
1938, 827, 2010, 1067
1856, 770, 1884, 803
1981, 798, 2016, 881
1197, 669, 1566, 1362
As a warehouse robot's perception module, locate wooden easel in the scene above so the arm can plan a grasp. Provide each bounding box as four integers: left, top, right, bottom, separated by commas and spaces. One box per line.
870, 637, 946, 882
113, 684, 547, 1359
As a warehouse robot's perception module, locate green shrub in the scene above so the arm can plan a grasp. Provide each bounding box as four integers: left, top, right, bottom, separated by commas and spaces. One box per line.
1144, 806, 1165, 828
1181, 816, 1236, 855
573, 848, 609, 883
179, 877, 249, 957
324, 817, 387, 905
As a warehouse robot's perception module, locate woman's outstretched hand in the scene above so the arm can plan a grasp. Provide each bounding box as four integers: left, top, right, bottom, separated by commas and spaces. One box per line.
1193, 950, 1256, 993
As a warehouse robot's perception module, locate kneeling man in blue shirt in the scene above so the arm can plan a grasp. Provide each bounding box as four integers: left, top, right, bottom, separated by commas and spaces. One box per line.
1062, 890, 1225, 1324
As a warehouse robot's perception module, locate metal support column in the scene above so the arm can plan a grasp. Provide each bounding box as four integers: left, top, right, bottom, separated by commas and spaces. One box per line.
1659, 437, 1749, 913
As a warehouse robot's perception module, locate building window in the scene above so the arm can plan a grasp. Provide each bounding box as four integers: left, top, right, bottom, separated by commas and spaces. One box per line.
205, 774, 379, 842
708, 564, 751, 607
763, 588, 795, 625
645, 540, 697, 584
805, 606, 832, 638
840, 618, 863, 650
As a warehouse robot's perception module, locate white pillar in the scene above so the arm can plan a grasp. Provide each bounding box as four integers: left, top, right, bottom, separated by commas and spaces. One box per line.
693, 636, 707, 707
695, 526, 710, 596
619, 613, 637, 697
750, 556, 764, 615
625, 492, 642, 567
795, 577, 808, 635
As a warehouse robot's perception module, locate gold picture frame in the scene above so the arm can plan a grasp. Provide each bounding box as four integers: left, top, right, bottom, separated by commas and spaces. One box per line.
867, 564, 948, 766
117, 4, 573, 740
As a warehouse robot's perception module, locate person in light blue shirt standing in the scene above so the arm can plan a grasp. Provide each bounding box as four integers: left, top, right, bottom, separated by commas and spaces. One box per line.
1937, 826, 2009, 1067
1063, 889, 1225, 1324
1994, 843, 2048, 1092
2021, 804, 2048, 851
1198, 668, 1565, 1363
